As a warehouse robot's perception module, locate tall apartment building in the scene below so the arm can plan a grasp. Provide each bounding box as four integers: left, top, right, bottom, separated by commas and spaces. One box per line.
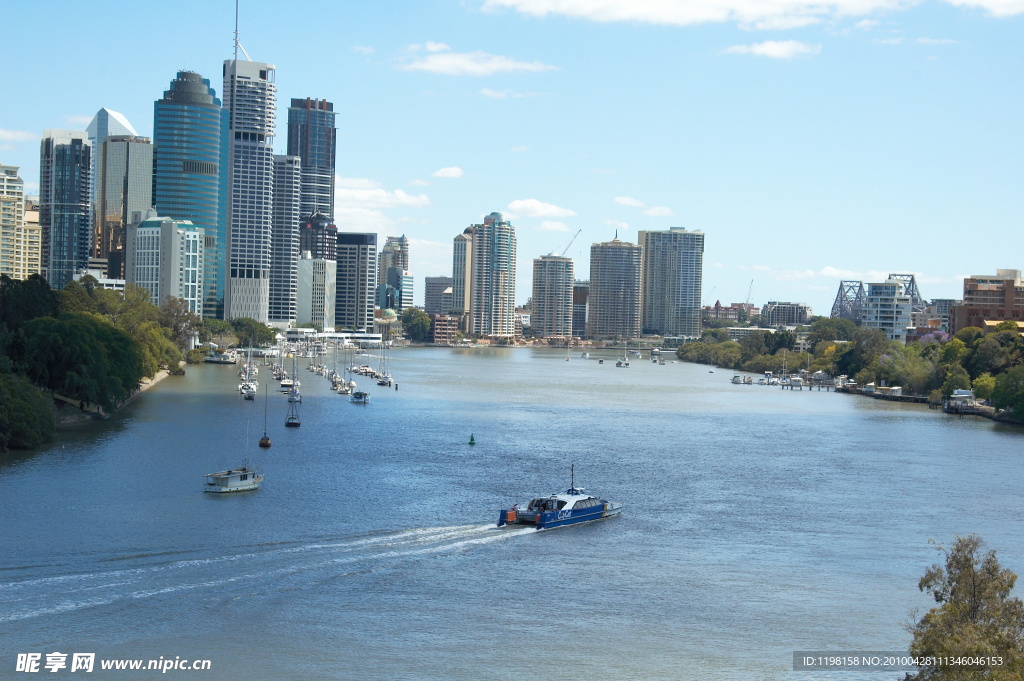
0, 165, 25, 279
287, 98, 336, 218
760, 301, 812, 327
223, 58, 276, 322
587, 237, 642, 340
335, 232, 376, 332
125, 211, 204, 314
470, 212, 516, 337
950, 270, 1024, 334
638, 227, 704, 338
299, 211, 337, 261
862, 280, 911, 343
94, 136, 152, 279
86, 109, 137, 238
424, 276, 453, 315
269, 155, 301, 325
40, 130, 91, 289
573, 280, 589, 339
153, 71, 228, 318
297, 251, 335, 330
531, 253, 574, 338
452, 227, 474, 329
378, 235, 410, 288
378, 268, 414, 313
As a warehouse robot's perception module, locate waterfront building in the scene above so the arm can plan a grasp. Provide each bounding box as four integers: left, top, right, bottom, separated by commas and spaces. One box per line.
429, 314, 458, 345
469, 212, 517, 337
223, 58, 276, 322
949, 270, 1024, 334
586, 237, 642, 341
9, 196, 42, 280
335, 232, 376, 332
424, 276, 453, 315
638, 227, 704, 338
86, 109, 137, 239
378, 268, 414, 313
269, 155, 301, 326
572, 281, 588, 339
378, 235, 410, 290
153, 71, 228, 319
125, 210, 204, 314
0, 164, 25, 279
94, 136, 152, 279
296, 251, 335, 330
531, 253, 574, 338
287, 98, 336, 218
73, 265, 125, 292
39, 130, 91, 289
862, 280, 912, 343
452, 227, 474, 330
299, 211, 337, 261
760, 301, 812, 327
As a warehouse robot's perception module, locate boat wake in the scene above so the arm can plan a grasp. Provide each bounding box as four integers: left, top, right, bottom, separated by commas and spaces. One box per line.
0, 524, 532, 624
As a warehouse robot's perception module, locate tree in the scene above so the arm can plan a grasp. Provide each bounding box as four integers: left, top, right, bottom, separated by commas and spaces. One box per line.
973, 373, 997, 401
159, 296, 201, 351
992, 366, 1024, 419
58, 280, 98, 314
972, 337, 1010, 378
202, 319, 235, 347
808, 317, 858, 343
908, 535, 1024, 680
994, 320, 1021, 334
230, 318, 276, 347
940, 338, 970, 368
941, 365, 972, 397
955, 327, 984, 348
401, 308, 431, 342
0, 274, 59, 333
0, 357, 56, 452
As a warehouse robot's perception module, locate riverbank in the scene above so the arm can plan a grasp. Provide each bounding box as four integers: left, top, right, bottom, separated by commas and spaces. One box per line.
52, 363, 182, 429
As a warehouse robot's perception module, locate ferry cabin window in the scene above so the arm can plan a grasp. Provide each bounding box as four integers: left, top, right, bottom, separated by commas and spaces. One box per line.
240, 474, 247, 481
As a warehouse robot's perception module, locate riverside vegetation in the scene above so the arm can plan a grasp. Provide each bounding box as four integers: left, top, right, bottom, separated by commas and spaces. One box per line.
676, 317, 1024, 420
0, 274, 276, 452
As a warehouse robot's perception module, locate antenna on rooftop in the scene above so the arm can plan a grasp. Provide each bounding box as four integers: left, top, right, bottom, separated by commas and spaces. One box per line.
233, 0, 252, 62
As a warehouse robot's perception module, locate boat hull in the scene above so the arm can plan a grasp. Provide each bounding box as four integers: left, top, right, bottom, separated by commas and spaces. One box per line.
204, 475, 263, 493
498, 501, 623, 530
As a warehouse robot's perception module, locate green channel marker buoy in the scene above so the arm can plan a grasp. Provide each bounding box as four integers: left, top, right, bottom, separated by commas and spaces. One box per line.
469, 434, 476, 446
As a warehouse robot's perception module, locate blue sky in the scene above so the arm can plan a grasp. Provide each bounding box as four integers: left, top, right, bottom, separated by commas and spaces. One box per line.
2, 0, 1022, 311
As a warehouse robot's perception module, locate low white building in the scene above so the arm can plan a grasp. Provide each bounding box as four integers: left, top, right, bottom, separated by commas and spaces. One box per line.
863, 278, 912, 343
297, 251, 335, 331
125, 209, 204, 313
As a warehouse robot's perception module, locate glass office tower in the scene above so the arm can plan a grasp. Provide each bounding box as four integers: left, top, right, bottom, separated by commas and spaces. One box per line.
287, 98, 335, 218
95, 136, 152, 279
39, 130, 91, 289
153, 71, 227, 318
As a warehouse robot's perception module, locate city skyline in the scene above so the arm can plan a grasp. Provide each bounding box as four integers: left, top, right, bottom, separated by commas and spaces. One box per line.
2, 1, 1023, 312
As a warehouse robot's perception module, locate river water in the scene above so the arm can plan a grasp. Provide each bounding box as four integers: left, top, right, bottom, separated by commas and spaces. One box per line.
2, 348, 1023, 680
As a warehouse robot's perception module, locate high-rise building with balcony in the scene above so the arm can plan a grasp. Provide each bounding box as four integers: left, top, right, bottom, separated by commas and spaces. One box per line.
638, 227, 704, 338
862, 280, 911, 343
335, 232, 376, 332
297, 251, 335, 330
760, 301, 812, 327
153, 71, 228, 318
573, 280, 589, 339
269, 155, 301, 325
0, 165, 25, 279
287, 98, 336, 218
125, 211, 204, 314
531, 254, 574, 338
469, 212, 516, 337
378, 235, 410, 289
223, 58, 276, 321
94, 136, 152, 279
424, 276, 454, 315
452, 227, 474, 329
40, 130, 91, 289
587, 237, 642, 340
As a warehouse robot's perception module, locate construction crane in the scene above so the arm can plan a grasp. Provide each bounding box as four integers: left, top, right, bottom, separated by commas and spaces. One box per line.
745, 279, 753, 307
561, 229, 582, 257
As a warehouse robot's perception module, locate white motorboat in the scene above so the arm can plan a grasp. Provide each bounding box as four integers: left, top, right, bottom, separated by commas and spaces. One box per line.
731, 375, 743, 384
204, 467, 262, 493
350, 391, 370, 404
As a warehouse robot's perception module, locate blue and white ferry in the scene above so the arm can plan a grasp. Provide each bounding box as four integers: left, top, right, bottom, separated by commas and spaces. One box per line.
497, 469, 622, 530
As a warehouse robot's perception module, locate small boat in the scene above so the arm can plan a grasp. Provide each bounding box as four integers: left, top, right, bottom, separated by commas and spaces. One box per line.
615, 360, 623, 367
581, 352, 589, 359
731, 375, 743, 384
709, 369, 714, 373
497, 466, 622, 530
288, 389, 301, 403
204, 467, 262, 493
259, 384, 271, 447
744, 376, 753, 385
758, 378, 767, 385
598, 359, 604, 364
659, 358, 666, 365
350, 391, 370, 404
243, 387, 256, 400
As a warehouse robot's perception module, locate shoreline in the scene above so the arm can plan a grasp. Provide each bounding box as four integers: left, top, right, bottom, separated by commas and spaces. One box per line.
53, 362, 181, 429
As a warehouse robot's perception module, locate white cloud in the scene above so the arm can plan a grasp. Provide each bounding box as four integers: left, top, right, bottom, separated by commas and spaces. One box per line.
0, 144, 14, 151
605, 219, 629, 230
644, 206, 674, 216
63, 115, 92, 126
714, 262, 725, 268
592, 168, 614, 175
855, 18, 880, 28
916, 37, 958, 43
875, 37, 903, 43
401, 50, 556, 76
615, 196, 645, 207
334, 176, 431, 209
481, 88, 508, 98
410, 179, 431, 186
425, 41, 450, 52
0, 129, 37, 142
352, 45, 375, 54
507, 199, 577, 217
484, 0, 1024, 28
723, 40, 822, 59
511, 145, 529, 152
538, 220, 572, 232
432, 166, 464, 178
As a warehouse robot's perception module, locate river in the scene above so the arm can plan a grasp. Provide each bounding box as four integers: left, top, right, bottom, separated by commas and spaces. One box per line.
2, 348, 1022, 680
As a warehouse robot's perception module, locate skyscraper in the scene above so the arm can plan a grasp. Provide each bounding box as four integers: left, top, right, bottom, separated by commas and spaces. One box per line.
298, 211, 337, 261
125, 212, 204, 314
378, 235, 410, 289
153, 71, 227, 318
573, 280, 589, 339
297, 251, 335, 331
86, 109, 137, 239
587, 236, 642, 340
424, 276, 453, 315
269, 155, 301, 325
223, 58, 276, 322
452, 227, 474, 329
287, 98, 336, 218
638, 227, 704, 338
40, 130, 91, 289
0, 164, 25, 279
335, 232, 376, 332
531, 253, 574, 338
470, 212, 516, 337
94, 136, 152, 279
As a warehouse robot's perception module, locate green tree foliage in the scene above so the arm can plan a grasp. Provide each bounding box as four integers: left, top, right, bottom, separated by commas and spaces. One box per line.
940, 338, 970, 367
971, 337, 1011, 378
994, 320, 1022, 334
58, 279, 98, 314
159, 296, 201, 351
941, 365, 973, 398
0, 357, 56, 452
185, 348, 207, 364
230, 318, 276, 346
992, 366, 1024, 420
878, 344, 940, 396
0, 274, 58, 338
955, 327, 984, 347
201, 319, 235, 347
834, 328, 891, 378
808, 317, 859, 344
908, 535, 1024, 680
973, 373, 997, 401
401, 308, 432, 342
